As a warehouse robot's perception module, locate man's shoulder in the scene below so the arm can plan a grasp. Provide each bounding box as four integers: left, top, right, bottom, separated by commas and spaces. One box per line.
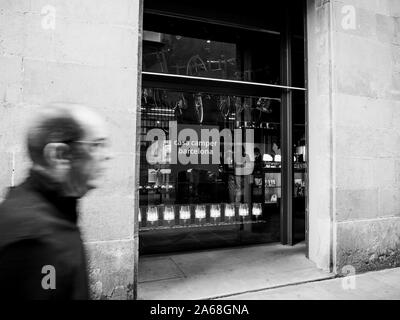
0, 182, 50, 218
0, 183, 60, 247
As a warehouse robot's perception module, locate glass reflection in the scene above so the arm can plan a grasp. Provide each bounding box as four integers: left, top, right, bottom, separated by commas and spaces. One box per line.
163, 205, 175, 221
239, 203, 249, 217
143, 29, 281, 85
140, 87, 280, 126
139, 87, 282, 253
210, 204, 221, 220
224, 204, 235, 219
143, 31, 238, 81
195, 204, 206, 220
147, 206, 158, 223
179, 205, 191, 220
252, 203, 262, 217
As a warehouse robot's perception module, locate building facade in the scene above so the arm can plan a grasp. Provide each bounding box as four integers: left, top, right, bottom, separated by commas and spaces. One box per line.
0, 0, 399, 299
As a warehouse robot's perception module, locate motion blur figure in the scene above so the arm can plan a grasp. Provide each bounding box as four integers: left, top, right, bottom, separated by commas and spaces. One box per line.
0, 103, 110, 300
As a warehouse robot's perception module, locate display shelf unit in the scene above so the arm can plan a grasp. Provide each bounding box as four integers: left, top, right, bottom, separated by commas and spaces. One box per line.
139, 218, 268, 232
138, 202, 266, 230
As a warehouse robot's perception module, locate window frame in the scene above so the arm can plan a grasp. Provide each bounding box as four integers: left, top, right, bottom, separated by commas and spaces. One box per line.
140, 3, 308, 247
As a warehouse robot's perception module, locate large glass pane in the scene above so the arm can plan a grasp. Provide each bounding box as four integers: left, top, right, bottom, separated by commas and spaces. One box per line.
143, 31, 239, 80
290, 1, 306, 243
291, 0, 306, 89
143, 15, 281, 84
293, 91, 307, 243
144, 0, 283, 33
138, 87, 281, 254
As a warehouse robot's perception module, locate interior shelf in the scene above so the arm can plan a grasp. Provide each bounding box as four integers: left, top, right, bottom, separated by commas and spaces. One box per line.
139, 218, 268, 232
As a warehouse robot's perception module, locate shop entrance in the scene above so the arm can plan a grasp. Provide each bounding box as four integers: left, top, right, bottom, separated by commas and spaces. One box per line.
138, 0, 307, 256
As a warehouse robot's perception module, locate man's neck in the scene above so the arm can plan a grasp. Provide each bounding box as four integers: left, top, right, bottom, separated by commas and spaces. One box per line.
28, 167, 80, 223
30, 165, 71, 198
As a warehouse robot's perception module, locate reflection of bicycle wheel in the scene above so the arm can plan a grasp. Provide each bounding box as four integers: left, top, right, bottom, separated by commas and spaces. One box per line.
194, 94, 204, 124
187, 55, 207, 76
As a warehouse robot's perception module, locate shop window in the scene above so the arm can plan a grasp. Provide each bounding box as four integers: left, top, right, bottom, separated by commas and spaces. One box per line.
139, 1, 307, 254
142, 13, 281, 85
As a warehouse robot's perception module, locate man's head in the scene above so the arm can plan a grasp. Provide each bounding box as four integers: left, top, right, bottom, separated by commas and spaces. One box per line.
27, 103, 110, 198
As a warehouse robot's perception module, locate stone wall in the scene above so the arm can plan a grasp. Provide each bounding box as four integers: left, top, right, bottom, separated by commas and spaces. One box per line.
308, 0, 400, 274
333, 0, 400, 274
0, 0, 141, 299
2, 0, 399, 298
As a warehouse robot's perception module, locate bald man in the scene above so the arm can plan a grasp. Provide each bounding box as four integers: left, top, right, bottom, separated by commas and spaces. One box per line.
0, 103, 110, 300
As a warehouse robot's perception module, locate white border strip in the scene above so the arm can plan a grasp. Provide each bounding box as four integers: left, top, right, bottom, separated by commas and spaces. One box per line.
143, 72, 307, 91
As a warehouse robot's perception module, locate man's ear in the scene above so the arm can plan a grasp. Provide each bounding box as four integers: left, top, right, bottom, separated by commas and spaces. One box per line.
43, 143, 72, 168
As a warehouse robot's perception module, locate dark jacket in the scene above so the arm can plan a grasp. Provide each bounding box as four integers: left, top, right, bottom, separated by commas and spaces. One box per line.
0, 170, 89, 300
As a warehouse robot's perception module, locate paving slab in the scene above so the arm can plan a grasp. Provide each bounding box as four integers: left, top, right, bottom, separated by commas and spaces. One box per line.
221, 268, 400, 300
138, 257, 185, 283
138, 243, 333, 300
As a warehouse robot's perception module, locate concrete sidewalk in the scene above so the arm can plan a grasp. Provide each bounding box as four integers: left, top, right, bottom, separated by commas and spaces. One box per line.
220, 268, 400, 300
139, 243, 333, 300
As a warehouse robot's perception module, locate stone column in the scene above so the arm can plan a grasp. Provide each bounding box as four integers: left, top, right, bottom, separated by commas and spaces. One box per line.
307, 0, 335, 272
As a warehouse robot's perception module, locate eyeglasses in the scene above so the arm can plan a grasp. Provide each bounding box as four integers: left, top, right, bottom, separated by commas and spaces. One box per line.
72, 140, 109, 154
74, 140, 107, 146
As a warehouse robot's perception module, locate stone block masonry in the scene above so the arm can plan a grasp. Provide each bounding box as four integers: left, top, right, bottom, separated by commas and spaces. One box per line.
0, 0, 141, 299
308, 0, 400, 275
